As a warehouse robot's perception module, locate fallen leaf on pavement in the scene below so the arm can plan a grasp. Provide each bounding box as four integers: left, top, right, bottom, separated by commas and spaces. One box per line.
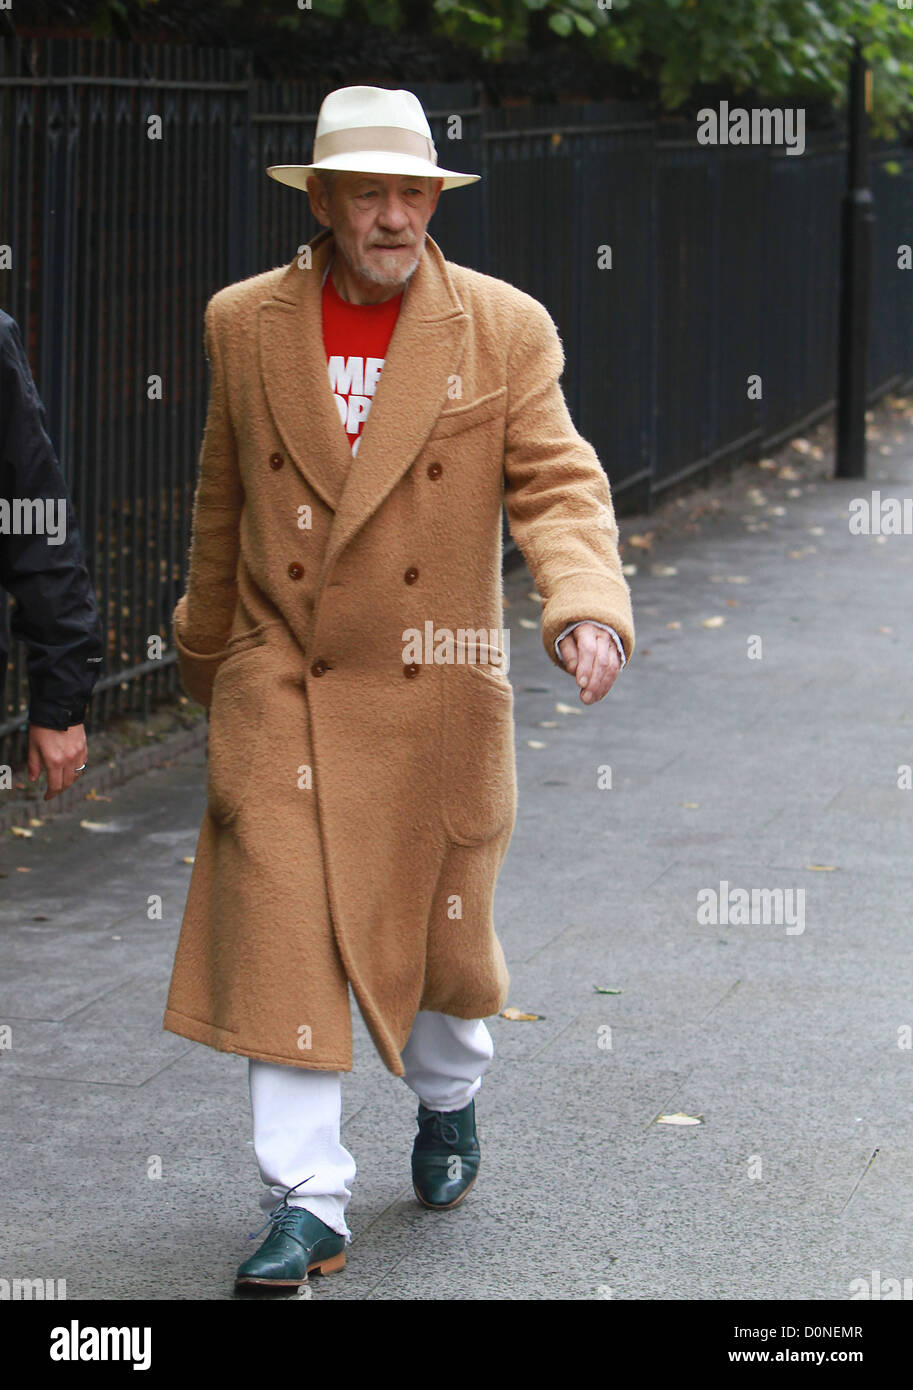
10, 826, 32, 837
658, 1113, 704, 1126
501, 1007, 544, 1021
701, 616, 725, 628
593, 986, 623, 995
556, 702, 582, 716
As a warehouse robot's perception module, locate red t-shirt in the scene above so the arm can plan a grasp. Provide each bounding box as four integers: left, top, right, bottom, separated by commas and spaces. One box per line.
322, 268, 404, 457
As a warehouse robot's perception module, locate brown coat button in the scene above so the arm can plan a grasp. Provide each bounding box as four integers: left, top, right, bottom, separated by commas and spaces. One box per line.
288, 562, 304, 580
404, 566, 419, 585
427, 462, 442, 479
404, 663, 420, 678
269, 452, 284, 470
311, 659, 328, 677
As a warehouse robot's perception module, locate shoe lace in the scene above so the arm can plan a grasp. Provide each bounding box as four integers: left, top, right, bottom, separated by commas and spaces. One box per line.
419, 1109, 461, 1146
247, 1174, 315, 1244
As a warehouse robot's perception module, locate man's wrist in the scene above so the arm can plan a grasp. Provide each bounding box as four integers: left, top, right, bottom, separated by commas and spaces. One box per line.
28, 700, 87, 730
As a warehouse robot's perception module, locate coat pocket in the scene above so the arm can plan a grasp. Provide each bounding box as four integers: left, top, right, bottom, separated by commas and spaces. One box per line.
429, 386, 507, 441
439, 659, 517, 846
205, 629, 273, 826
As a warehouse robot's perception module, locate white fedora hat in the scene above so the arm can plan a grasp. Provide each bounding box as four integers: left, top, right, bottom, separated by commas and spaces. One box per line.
266, 85, 481, 193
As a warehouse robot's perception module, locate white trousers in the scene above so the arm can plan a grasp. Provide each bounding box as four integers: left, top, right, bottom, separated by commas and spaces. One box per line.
248, 1011, 494, 1242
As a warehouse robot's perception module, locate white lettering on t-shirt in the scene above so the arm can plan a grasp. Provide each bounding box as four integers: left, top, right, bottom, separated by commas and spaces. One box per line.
327, 355, 387, 452
328, 356, 364, 395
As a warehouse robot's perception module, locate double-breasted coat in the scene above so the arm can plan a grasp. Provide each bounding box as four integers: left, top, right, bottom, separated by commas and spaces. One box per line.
163, 226, 634, 1077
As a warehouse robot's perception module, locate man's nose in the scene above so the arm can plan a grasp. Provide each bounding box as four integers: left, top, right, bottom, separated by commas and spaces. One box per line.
376, 197, 411, 226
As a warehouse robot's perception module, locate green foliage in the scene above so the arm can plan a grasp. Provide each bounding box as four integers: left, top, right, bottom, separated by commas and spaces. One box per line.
75, 0, 913, 132
588, 0, 913, 134
432, 0, 913, 132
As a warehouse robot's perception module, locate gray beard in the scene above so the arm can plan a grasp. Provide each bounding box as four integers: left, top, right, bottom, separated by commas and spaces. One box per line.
331, 235, 422, 292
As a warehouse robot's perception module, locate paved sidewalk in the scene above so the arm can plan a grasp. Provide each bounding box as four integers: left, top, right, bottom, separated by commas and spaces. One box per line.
2, 399, 912, 1301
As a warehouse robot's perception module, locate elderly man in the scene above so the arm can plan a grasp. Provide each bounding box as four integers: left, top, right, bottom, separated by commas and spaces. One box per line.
163, 85, 634, 1290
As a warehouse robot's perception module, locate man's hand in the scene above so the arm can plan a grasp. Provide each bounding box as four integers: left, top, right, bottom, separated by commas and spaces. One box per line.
27, 724, 89, 801
558, 622, 622, 704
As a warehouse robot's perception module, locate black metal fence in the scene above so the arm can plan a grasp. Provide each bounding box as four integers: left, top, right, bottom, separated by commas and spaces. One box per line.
1, 37, 912, 761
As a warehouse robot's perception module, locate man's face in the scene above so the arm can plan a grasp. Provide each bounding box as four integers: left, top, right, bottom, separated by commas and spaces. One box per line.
307, 171, 444, 290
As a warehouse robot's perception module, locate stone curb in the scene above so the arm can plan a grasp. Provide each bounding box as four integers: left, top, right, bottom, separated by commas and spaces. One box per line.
0, 719, 208, 837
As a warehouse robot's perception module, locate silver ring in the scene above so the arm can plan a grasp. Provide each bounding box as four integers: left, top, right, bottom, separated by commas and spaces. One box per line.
75, 763, 88, 774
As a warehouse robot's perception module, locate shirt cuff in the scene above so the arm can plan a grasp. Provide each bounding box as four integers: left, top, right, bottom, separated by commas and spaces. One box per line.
554, 621, 627, 669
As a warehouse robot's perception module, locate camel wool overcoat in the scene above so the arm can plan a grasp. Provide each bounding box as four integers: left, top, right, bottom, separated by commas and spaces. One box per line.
163, 226, 634, 1077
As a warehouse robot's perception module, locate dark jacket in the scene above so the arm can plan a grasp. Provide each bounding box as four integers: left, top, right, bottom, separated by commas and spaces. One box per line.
0, 311, 104, 730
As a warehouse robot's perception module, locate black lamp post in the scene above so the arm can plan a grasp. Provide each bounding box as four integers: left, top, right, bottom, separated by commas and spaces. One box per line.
835, 37, 874, 479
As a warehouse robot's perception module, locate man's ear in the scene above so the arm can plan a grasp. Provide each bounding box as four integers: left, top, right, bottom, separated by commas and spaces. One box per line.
306, 175, 332, 229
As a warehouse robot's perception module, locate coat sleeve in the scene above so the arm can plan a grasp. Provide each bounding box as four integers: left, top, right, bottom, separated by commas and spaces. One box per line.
171, 294, 244, 709
501, 295, 634, 670
0, 314, 105, 729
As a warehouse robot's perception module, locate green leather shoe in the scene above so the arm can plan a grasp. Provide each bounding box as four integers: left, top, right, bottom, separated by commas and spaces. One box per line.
411, 1099, 481, 1210
236, 1179, 346, 1287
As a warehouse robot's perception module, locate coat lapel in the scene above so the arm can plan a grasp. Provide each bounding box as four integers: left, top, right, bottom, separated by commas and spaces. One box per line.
258, 228, 353, 513
258, 226, 470, 585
